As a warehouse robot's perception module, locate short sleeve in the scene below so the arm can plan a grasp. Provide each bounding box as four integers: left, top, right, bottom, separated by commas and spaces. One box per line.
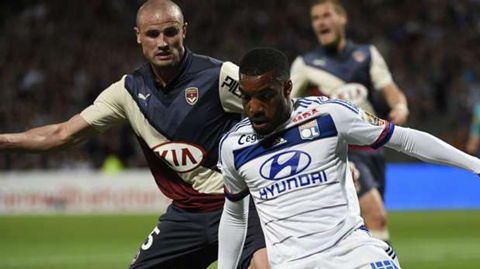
327, 100, 395, 149
80, 76, 128, 133
218, 134, 249, 201
290, 56, 311, 98
218, 61, 243, 114
369, 45, 394, 91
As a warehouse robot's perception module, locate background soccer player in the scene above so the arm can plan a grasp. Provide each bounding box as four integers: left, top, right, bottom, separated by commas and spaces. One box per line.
218, 47, 480, 269
290, 0, 409, 243
0, 1, 269, 269
466, 102, 480, 157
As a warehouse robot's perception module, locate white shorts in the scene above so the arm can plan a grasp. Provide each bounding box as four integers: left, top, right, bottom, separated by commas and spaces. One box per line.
281, 227, 401, 269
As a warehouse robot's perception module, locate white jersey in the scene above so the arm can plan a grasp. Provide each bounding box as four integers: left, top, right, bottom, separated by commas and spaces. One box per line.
218, 96, 395, 268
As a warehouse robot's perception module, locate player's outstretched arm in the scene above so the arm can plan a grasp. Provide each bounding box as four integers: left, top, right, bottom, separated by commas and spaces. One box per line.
382, 83, 409, 126
218, 197, 250, 269
0, 114, 98, 153
386, 126, 480, 175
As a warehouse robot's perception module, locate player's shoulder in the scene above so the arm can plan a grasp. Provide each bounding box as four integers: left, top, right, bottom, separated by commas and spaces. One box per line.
114, 63, 146, 92
189, 47, 236, 73
293, 96, 360, 117
297, 47, 325, 66
346, 40, 375, 53
188, 50, 239, 80
190, 51, 223, 70
219, 118, 256, 152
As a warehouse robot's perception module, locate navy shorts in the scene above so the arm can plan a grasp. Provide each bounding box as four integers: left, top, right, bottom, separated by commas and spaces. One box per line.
129, 198, 265, 269
348, 150, 386, 199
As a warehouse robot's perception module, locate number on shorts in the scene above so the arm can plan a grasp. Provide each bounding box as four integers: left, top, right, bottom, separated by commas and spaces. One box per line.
141, 226, 160, 250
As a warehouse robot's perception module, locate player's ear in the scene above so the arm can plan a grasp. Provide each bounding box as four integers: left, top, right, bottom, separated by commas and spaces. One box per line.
134, 26, 141, 44
182, 22, 188, 39
284, 80, 292, 98
341, 13, 348, 26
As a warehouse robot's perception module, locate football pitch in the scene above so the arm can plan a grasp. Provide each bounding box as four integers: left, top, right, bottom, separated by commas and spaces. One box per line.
1, 211, 480, 269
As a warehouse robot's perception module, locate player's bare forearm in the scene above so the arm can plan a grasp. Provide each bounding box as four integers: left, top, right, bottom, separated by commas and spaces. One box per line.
382, 83, 409, 125
0, 114, 98, 153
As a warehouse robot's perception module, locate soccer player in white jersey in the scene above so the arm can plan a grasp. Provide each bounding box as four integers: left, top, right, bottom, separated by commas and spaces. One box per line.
217, 48, 480, 269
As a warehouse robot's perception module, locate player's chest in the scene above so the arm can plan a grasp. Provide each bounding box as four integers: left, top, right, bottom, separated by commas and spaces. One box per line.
133, 78, 230, 138
233, 116, 341, 191
305, 55, 371, 93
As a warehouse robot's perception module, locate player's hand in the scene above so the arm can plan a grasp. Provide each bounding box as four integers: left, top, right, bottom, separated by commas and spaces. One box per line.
389, 103, 409, 125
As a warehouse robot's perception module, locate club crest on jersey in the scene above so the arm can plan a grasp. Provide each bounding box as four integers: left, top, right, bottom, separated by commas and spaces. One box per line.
361, 110, 385, 126
298, 120, 320, 140
353, 50, 366, 63
152, 142, 205, 173
185, 87, 199, 105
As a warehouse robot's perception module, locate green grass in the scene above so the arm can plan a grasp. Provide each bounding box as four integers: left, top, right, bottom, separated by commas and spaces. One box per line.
1, 211, 480, 269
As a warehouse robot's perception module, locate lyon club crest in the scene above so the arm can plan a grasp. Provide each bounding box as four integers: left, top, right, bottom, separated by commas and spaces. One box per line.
185, 87, 199, 105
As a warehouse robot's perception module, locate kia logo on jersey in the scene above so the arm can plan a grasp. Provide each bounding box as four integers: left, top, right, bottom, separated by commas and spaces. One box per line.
259, 150, 311, 180
152, 142, 205, 173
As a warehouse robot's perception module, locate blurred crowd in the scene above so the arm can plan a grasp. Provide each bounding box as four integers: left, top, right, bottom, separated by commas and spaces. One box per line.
1, 0, 480, 170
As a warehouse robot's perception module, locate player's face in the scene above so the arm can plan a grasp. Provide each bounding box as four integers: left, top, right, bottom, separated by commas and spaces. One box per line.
135, 9, 186, 69
311, 2, 347, 50
239, 71, 292, 135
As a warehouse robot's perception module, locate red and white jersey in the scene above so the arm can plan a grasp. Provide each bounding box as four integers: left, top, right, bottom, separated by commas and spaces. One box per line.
218, 96, 395, 268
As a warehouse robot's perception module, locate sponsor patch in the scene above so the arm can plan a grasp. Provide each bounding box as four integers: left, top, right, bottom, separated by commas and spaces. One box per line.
293, 108, 319, 123
185, 87, 199, 105
330, 83, 368, 106
152, 142, 205, 173
259, 150, 311, 180
361, 110, 385, 126
298, 120, 320, 140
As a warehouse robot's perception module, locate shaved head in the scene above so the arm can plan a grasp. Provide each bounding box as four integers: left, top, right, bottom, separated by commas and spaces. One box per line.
136, 0, 184, 28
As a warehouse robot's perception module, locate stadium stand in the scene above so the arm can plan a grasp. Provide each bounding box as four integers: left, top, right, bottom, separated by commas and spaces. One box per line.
1, 0, 480, 169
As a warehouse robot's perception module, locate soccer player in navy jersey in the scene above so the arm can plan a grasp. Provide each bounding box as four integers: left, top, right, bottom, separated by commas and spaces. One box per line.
290, 0, 409, 244
0, 1, 269, 269
218, 47, 480, 269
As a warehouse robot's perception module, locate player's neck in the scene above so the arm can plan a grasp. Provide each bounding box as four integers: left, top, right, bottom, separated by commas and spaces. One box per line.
151, 65, 180, 88
321, 38, 347, 55
337, 38, 347, 52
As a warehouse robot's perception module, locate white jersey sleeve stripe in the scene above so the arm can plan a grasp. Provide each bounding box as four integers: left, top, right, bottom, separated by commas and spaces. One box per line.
325, 99, 360, 114
224, 184, 250, 202
371, 122, 395, 149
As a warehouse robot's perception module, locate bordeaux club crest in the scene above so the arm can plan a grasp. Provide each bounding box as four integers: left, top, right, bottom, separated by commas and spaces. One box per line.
185, 87, 199, 105
352, 50, 366, 63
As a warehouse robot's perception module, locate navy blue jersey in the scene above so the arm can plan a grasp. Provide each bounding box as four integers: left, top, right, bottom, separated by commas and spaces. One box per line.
81, 48, 243, 212
291, 41, 394, 118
